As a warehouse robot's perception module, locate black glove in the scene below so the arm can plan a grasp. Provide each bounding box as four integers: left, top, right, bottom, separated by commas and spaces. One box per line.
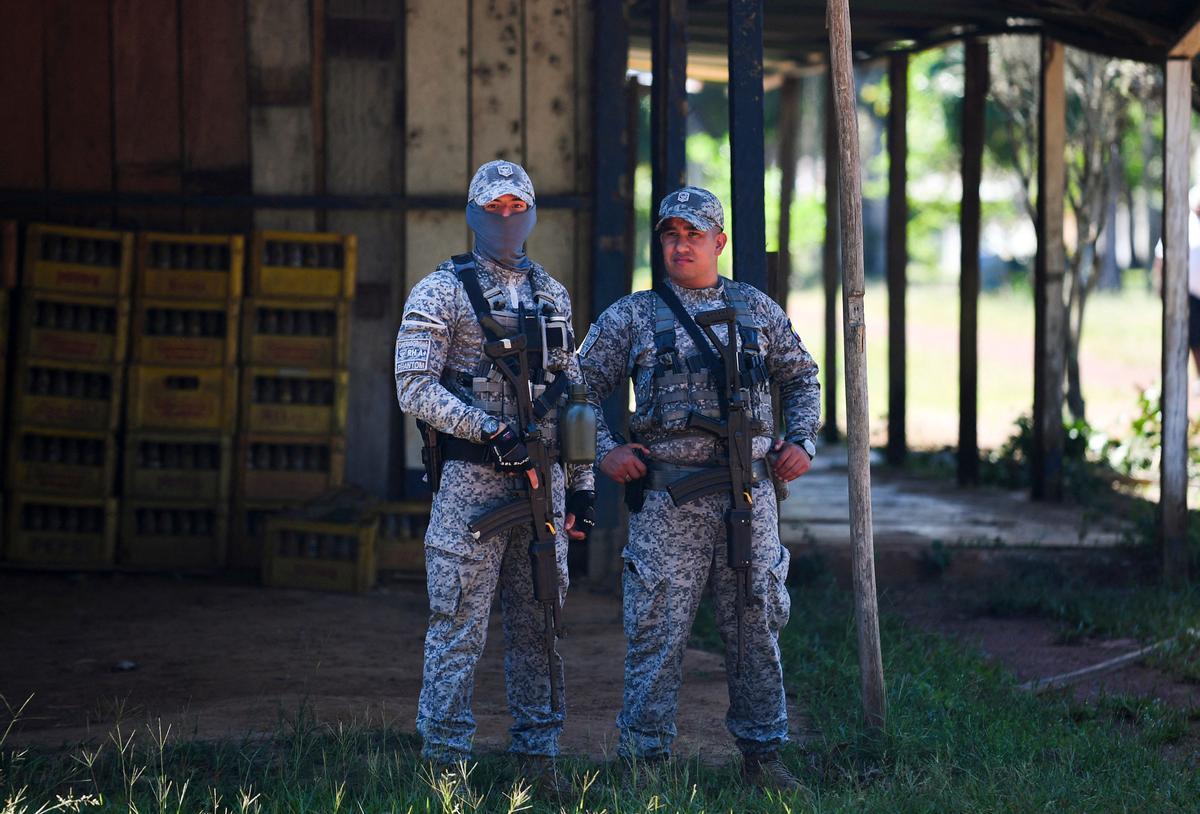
487, 423, 532, 473
566, 490, 596, 541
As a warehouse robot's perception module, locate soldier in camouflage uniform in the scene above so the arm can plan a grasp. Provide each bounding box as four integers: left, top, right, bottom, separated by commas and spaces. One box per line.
578, 187, 820, 791
395, 160, 595, 786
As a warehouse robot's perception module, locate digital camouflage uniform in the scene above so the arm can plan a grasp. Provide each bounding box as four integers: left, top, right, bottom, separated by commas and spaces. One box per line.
395, 160, 594, 762
579, 186, 820, 759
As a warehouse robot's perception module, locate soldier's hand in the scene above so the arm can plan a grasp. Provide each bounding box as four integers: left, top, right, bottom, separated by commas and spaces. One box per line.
600, 443, 649, 484
770, 438, 811, 482
488, 423, 539, 489
565, 490, 595, 542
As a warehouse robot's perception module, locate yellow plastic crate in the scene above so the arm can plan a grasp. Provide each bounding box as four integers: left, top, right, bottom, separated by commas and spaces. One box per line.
229, 499, 295, 570
118, 500, 228, 570
24, 224, 133, 298
126, 365, 239, 432
262, 512, 376, 594
18, 291, 130, 364
250, 231, 357, 299
4, 493, 117, 569
240, 298, 349, 367
13, 358, 123, 432
235, 434, 345, 500
240, 366, 349, 436
8, 427, 116, 496
123, 432, 232, 501
137, 232, 244, 301
376, 500, 432, 575
131, 299, 239, 367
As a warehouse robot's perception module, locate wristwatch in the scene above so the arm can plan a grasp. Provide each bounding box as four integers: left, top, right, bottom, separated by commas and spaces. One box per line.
798, 438, 816, 461
481, 416, 502, 439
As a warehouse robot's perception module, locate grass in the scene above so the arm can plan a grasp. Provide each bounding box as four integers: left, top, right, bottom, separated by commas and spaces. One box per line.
788, 280, 1165, 449
5, 579, 1199, 814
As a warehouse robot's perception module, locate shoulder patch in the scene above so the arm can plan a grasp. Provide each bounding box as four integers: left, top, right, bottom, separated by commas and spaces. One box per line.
578, 323, 602, 357
394, 335, 433, 374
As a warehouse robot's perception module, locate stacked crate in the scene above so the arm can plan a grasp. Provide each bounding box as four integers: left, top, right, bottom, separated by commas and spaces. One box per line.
4, 225, 132, 568
233, 231, 356, 571
120, 234, 243, 570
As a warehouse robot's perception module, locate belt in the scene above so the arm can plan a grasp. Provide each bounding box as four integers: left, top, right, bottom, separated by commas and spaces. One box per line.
441, 435, 560, 465
645, 458, 769, 492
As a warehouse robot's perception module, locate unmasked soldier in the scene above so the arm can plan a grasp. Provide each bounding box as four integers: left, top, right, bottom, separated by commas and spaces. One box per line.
579, 187, 820, 790
394, 160, 595, 792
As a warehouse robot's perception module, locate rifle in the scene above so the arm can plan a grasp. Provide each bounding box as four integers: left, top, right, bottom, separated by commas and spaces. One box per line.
665, 307, 755, 676
465, 319, 562, 712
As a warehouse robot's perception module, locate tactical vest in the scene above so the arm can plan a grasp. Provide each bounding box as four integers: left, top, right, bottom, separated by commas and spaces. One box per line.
649, 279, 769, 430
445, 253, 572, 424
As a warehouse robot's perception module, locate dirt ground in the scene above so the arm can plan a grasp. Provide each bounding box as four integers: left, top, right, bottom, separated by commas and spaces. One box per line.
2, 570, 1195, 760
0, 571, 804, 762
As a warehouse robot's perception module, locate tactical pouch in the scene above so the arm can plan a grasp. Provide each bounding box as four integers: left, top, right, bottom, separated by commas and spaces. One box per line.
417, 419, 443, 492
726, 507, 753, 569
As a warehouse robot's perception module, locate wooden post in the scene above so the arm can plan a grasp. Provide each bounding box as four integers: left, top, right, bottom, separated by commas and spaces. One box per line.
590, 0, 633, 585
827, 0, 886, 732
885, 53, 907, 467
776, 76, 801, 307
958, 39, 987, 486
822, 75, 841, 444
728, 0, 766, 292
1161, 57, 1190, 586
650, 0, 687, 287
1032, 36, 1066, 502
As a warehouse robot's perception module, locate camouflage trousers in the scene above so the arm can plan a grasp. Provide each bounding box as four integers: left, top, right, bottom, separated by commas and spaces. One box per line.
617, 478, 791, 758
416, 459, 569, 762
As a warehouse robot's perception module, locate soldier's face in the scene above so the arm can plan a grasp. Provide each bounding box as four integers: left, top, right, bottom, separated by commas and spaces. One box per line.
659, 217, 727, 286
483, 194, 529, 217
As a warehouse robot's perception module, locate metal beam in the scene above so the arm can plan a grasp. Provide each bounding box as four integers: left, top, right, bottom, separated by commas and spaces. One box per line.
729, 0, 767, 292
885, 53, 907, 467
650, 0, 688, 287
776, 76, 801, 305
958, 38, 987, 486
1032, 36, 1066, 502
589, 0, 633, 586
1161, 56, 1191, 585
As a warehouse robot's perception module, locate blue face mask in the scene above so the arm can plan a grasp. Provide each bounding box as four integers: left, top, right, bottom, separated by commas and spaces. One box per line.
466, 203, 537, 269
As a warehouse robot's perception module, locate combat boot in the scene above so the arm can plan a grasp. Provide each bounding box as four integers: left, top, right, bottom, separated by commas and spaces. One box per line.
514, 753, 571, 801
618, 753, 669, 793
741, 751, 802, 793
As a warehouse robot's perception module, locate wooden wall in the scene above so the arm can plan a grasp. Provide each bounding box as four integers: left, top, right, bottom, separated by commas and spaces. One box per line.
0, 0, 593, 498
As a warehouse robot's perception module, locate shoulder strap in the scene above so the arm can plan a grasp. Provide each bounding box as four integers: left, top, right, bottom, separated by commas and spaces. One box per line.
452, 253, 505, 341
653, 281, 724, 375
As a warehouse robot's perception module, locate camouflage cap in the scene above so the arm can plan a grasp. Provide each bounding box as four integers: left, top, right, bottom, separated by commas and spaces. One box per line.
655, 186, 724, 232
468, 160, 537, 207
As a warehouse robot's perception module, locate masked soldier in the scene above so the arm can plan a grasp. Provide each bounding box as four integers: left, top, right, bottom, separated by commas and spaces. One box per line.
579, 187, 820, 790
394, 160, 595, 792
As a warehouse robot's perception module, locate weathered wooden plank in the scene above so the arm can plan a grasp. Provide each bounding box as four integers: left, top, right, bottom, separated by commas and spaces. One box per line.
326, 2, 403, 496
728, 0, 767, 293
247, 0, 312, 105
958, 40, 986, 485
250, 107, 316, 231
46, 0, 113, 223
471, 0, 524, 166
822, 74, 840, 444
828, 0, 885, 733
0, 0, 45, 207
114, 0, 182, 231
650, 0, 688, 286
528, 208, 576, 294
886, 55, 907, 467
1032, 37, 1066, 502
1161, 57, 1190, 585
525, 0, 576, 194
406, 0, 469, 195
181, 0, 251, 231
